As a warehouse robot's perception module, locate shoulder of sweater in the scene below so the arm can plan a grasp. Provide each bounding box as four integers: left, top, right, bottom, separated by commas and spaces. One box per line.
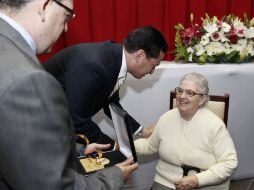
196, 108, 226, 128
198, 108, 222, 120
159, 108, 179, 121
162, 108, 177, 115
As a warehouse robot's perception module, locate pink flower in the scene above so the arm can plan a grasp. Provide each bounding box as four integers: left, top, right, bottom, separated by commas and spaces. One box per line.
229, 25, 237, 35
237, 29, 245, 37
211, 32, 221, 41
217, 20, 223, 28
228, 35, 238, 44
180, 24, 202, 45
228, 25, 239, 44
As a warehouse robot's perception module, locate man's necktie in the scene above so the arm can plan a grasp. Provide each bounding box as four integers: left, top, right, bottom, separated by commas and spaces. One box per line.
110, 75, 126, 97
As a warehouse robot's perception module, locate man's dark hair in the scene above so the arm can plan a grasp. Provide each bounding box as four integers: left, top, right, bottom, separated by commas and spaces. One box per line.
123, 26, 168, 59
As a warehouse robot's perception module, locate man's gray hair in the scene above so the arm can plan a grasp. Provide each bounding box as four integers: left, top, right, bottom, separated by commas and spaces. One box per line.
0, 0, 31, 9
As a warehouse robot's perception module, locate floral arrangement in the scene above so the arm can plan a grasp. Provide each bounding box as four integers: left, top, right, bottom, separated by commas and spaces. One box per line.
174, 13, 254, 64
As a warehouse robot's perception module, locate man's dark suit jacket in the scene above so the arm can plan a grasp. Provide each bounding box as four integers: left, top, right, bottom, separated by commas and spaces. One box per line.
43, 41, 140, 148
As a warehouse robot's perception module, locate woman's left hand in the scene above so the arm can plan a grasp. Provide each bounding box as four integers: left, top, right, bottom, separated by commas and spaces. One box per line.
175, 176, 199, 190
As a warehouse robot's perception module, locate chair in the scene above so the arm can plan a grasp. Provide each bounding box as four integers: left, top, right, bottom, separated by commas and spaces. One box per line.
169, 91, 230, 126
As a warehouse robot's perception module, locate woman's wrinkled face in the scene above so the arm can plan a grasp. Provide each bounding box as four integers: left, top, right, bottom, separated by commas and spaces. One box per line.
176, 80, 204, 120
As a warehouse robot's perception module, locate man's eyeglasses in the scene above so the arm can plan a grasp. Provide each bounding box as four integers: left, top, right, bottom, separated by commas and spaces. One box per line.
53, 0, 75, 21
175, 87, 206, 97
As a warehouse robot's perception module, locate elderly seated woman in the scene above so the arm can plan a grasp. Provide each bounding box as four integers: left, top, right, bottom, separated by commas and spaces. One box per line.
134, 72, 238, 190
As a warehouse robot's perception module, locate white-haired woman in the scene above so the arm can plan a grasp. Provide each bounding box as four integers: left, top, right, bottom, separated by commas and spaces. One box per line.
135, 72, 238, 190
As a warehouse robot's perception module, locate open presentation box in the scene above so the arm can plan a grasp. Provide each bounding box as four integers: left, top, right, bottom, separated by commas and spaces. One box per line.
77, 103, 137, 175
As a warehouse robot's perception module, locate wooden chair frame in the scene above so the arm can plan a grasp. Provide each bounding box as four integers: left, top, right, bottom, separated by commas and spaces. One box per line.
169, 91, 230, 126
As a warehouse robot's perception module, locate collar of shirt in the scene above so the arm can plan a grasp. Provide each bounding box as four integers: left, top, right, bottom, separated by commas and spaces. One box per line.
119, 49, 127, 79
0, 12, 36, 53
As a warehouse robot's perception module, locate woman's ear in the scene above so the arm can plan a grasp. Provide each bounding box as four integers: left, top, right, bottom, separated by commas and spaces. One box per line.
199, 95, 207, 107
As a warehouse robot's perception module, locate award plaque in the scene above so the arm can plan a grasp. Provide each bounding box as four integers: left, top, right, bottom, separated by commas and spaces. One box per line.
77, 103, 137, 175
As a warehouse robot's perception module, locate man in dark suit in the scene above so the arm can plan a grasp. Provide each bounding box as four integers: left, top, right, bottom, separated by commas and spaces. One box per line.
43, 26, 168, 152
0, 0, 138, 189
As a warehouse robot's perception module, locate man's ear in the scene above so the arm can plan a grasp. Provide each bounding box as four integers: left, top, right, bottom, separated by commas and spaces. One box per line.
137, 49, 145, 57
39, 0, 51, 22
135, 49, 145, 63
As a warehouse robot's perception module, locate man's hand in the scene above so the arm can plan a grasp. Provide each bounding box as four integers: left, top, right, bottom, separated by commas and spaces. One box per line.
140, 124, 155, 138
84, 143, 111, 154
175, 176, 199, 190
116, 158, 138, 181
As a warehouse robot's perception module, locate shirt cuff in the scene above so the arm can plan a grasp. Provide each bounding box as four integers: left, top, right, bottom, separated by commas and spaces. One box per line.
134, 125, 144, 136
113, 142, 117, 150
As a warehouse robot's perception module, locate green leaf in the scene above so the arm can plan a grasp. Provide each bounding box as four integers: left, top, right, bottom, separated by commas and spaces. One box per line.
205, 13, 210, 21
199, 54, 208, 63
206, 56, 216, 63
174, 47, 188, 61
243, 13, 250, 27
174, 29, 189, 62
226, 51, 239, 63
250, 18, 254, 27
225, 14, 232, 23
175, 23, 185, 31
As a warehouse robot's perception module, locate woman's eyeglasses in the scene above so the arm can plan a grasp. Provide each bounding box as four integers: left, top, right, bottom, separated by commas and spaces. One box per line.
175, 87, 206, 97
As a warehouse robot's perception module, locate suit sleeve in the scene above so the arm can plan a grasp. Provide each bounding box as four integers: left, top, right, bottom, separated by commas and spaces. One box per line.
0, 71, 124, 190
103, 91, 142, 134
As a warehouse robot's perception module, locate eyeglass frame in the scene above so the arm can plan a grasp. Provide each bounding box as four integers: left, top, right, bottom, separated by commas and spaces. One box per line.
53, 0, 75, 21
175, 87, 206, 97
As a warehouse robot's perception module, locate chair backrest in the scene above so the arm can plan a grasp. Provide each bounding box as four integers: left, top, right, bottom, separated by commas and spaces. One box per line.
169, 91, 230, 127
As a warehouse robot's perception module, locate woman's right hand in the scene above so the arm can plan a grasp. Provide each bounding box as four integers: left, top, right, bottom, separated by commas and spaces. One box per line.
140, 124, 156, 138
175, 175, 199, 190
